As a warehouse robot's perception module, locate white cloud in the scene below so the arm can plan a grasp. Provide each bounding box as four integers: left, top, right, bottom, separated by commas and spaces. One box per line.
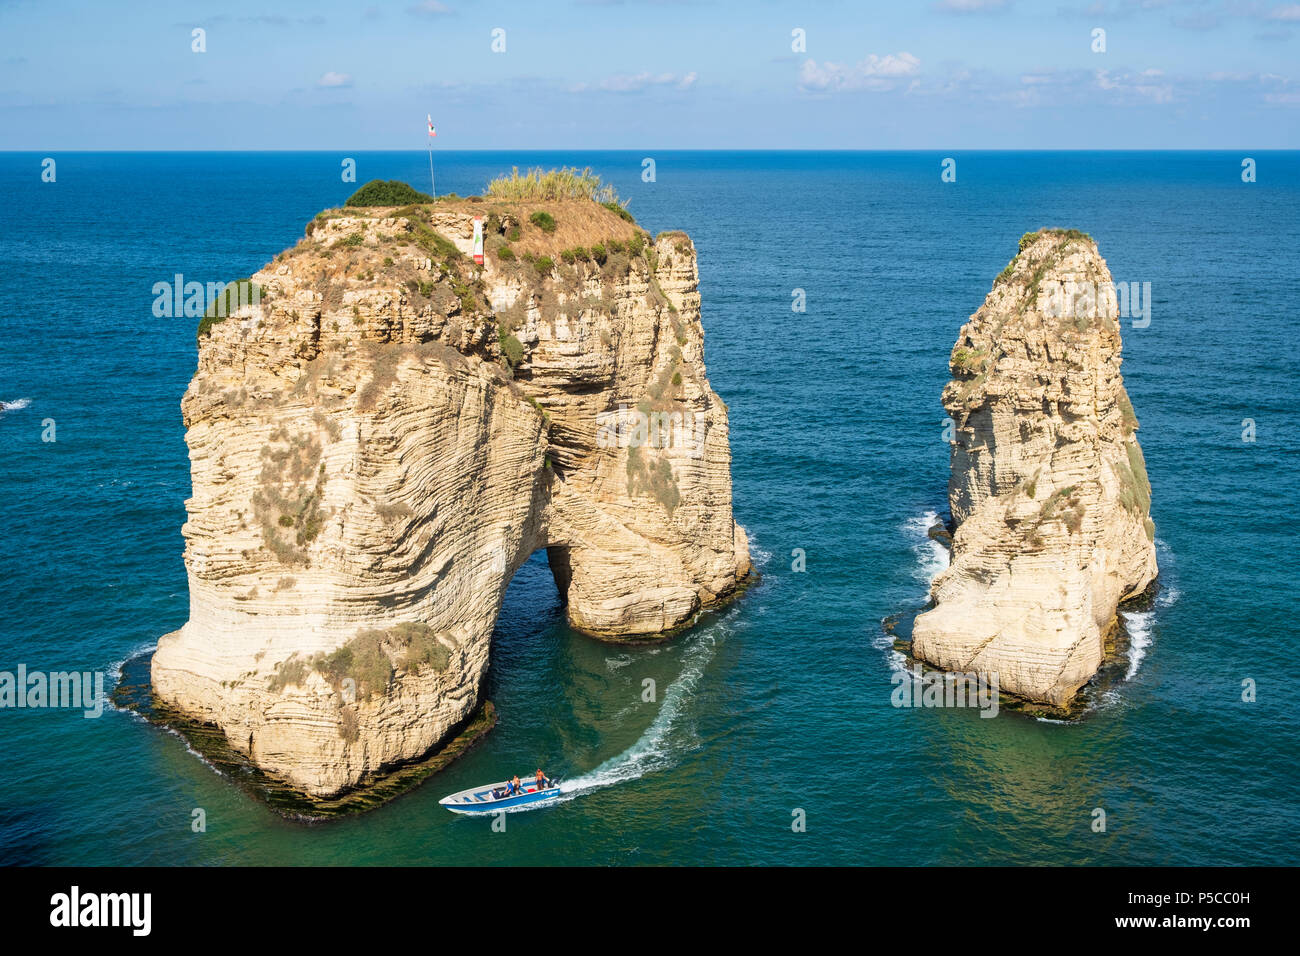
1094, 68, 1173, 102
407, 1, 452, 16
571, 71, 698, 93
318, 71, 353, 88
934, 0, 1010, 11
798, 53, 921, 92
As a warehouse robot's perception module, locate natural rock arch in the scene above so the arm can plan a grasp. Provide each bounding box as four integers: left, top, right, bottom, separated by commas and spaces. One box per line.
151, 199, 750, 797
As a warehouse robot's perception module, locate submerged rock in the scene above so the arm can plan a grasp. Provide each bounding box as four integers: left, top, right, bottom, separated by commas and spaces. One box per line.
151, 196, 750, 798
912, 229, 1157, 707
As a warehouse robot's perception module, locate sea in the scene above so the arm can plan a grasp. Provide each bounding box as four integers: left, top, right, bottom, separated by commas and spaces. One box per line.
1, 150, 1297, 865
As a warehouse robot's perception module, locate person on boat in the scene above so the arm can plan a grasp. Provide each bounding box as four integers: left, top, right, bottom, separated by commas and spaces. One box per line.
512, 774, 523, 794
535, 768, 550, 790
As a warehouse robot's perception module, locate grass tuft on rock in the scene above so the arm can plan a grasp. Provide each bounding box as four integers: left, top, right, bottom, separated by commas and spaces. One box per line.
484, 166, 621, 204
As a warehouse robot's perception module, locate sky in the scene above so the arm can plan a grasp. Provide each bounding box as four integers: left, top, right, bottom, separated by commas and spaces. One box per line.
2, 0, 1299, 149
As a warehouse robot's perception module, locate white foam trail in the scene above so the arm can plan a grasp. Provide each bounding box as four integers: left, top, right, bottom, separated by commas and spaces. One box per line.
1121, 609, 1154, 680
904, 510, 949, 588
557, 626, 724, 800
1, 398, 31, 413
604, 653, 634, 672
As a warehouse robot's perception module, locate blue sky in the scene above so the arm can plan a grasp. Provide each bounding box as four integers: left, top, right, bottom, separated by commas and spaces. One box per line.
2, 0, 1298, 149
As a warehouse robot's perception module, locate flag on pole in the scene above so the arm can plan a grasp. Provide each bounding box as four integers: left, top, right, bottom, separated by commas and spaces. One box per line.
427, 115, 436, 137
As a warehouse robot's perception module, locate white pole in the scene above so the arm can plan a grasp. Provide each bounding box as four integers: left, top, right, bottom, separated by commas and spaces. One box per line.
434, 137, 444, 197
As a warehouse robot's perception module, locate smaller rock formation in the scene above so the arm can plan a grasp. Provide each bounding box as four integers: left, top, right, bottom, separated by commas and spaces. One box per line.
912, 229, 1158, 707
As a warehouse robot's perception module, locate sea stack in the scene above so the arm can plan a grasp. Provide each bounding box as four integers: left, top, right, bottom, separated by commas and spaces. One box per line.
912, 229, 1157, 707
151, 189, 750, 797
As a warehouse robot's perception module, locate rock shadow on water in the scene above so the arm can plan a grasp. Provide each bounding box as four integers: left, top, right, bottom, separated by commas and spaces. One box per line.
112, 652, 496, 822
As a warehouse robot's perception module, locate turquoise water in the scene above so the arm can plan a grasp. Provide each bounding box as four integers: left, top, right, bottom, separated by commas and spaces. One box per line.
1, 151, 1297, 865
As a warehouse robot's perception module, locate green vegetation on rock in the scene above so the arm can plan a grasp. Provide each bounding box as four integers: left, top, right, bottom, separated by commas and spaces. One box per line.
1113, 440, 1152, 517
198, 278, 262, 340
345, 180, 434, 207
268, 621, 453, 702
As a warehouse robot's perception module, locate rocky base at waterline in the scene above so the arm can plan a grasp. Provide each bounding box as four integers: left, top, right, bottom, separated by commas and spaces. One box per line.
911, 229, 1158, 708
117, 653, 496, 818
892, 536, 1160, 720
150, 181, 751, 800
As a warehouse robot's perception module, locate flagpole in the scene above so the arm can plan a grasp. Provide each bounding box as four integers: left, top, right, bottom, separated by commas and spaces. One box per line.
426, 116, 436, 197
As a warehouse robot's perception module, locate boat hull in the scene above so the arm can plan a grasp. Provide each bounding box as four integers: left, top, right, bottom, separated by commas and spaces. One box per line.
439, 779, 560, 814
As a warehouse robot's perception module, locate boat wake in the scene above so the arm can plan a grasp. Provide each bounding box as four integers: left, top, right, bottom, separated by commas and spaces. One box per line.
1, 398, 32, 414
555, 619, 729, 804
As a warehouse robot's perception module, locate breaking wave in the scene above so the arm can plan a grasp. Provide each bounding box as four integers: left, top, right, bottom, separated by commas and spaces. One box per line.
904, 509, 949, 589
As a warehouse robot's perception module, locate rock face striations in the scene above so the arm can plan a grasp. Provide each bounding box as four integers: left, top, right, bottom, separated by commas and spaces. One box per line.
151, 194, 750, 797
912, 230, 1157, 707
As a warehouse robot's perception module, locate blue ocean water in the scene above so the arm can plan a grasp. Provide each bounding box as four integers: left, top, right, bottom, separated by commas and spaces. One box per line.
1, 150, 1297, 865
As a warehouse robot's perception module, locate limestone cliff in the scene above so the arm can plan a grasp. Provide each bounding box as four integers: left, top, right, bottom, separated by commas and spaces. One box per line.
151, 195, 750, 797
911, 229, 1157, 707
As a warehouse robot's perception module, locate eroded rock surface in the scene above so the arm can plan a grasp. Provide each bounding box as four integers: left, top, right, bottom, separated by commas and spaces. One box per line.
151, 198, 750, 796
912, 230, 1157, 706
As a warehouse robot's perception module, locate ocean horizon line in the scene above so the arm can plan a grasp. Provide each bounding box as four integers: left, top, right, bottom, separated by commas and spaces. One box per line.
3, 147, 1297, 154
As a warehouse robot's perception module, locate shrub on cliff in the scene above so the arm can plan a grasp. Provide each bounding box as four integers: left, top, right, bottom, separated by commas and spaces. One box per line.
198, 279, 262, 340
499, 329, 525, 368
395, 622, 451, 673
602, 200, 635, 223
320, 631, 393, 700
344, 180, 434, 207
267, 654, 310, 692
529, 210, 557, 233
388, 211, 460, 263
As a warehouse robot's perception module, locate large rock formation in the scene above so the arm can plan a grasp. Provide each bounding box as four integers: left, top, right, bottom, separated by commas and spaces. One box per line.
912, 229, 1157, 706
151, 196, 750, 797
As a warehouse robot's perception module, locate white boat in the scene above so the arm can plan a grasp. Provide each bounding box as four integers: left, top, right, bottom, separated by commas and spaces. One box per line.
439, 777, 560, 814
